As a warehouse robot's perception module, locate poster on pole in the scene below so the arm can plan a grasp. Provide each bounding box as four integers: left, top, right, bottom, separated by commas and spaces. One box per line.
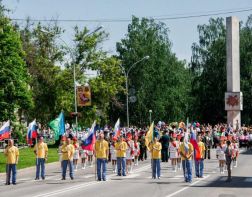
77, 85, 91, 106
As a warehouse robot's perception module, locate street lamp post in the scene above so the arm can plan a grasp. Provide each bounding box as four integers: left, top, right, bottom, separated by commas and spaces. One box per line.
120, 56, 150, 128
40, 26, 102, 137
149, 110, 152, 125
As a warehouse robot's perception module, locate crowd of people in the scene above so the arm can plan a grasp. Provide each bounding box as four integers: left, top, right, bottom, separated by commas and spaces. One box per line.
3, 121, 252, 185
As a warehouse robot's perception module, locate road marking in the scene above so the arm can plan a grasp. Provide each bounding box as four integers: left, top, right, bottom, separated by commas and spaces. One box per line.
83, 175, 94, 178
165, 175, 210, 197
33, 164, 151, 197
244, 177, 252, 182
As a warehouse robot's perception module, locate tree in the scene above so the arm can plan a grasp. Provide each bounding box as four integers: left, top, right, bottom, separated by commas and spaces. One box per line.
190, 18, 226, 124
116, 16, 191, 126
0, 6, 32, 121
190, 15, 252, 125
19, 21, 70, 124
72, 27, 124, 126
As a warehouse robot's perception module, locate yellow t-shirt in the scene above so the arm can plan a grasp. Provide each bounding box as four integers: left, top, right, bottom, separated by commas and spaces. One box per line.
34, 142, 48, 158
149, 142, 162, 159
115, 141, 128, 157
198, 141, 206, 159
179, 143, 194, 160
61, 144, 75, 161
95, 140, 109, 159
4, 146, 19, 164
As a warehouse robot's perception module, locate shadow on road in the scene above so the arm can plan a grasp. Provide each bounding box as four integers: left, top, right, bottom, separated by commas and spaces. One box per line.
239, 149, 252, 155
191, 176, 252, 188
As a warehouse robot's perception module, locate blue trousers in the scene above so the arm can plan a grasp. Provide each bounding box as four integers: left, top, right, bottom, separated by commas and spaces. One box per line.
36, 158, 45, 179
6, 164, 16, 184
152, 159, 161, 178
97, 158, 107, 181
117, 157, 126, 176
62, 160, 74, 178
195, 159, 204, 177
182, 160, 192, 182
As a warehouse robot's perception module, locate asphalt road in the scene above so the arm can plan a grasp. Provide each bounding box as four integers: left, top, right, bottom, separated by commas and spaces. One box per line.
0, 149, 251, 197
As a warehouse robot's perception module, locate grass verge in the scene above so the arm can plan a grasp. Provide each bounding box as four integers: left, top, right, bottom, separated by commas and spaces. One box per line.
0, 147, 59, 173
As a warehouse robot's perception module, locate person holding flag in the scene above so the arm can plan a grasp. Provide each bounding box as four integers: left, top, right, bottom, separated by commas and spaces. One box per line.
82, 121, 97, 167
115, 136, 128, 176
61, 138, 75, 180
27, 120, 38, 145
179, 133, 194, 183
4, 139, 19, 185
149, 135, 162, 179
94, 132, 109, 181
194, 135, 205, 178
34, 136, 48, 180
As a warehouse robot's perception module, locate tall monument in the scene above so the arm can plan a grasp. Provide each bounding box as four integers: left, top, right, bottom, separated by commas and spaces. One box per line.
225, 16, 243, 129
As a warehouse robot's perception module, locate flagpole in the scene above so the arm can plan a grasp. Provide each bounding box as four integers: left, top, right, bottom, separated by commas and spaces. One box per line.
4, 141, 10, 184
36, 137, 38, 166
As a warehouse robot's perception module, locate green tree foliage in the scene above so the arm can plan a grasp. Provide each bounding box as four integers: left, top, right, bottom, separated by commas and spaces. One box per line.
19, 21, 72, 124
0, 7, 32, 121
72, 27, 124, 126
191, 16, 252, 125
190, 18, 226, 124
116, 16, 191, 126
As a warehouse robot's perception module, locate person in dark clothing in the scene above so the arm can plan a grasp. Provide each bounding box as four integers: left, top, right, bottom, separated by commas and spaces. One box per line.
202, 131, 212, 159
139, 135, 147, 161
225, 140, 233, 182
160, 130, 169, 162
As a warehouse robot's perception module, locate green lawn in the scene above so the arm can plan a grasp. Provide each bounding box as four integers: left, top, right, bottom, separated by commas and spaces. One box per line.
0, 147, 59, 173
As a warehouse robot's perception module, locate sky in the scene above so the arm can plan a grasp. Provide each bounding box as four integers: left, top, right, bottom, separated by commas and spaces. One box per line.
2, 0, 252, 62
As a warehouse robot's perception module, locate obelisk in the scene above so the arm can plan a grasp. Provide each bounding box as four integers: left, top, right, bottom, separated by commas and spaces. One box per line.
225, 16, 243, 129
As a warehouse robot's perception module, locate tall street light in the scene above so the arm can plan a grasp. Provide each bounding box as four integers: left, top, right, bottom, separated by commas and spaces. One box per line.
40, 26, 102, 136
120, 55, 150, 128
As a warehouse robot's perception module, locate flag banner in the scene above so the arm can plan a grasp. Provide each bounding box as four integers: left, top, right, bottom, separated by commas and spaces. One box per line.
82, 120, 97, 151
113, 119, 120, 138
49, 112, 65, 140
145, 122, 154, 151
77, 85, 91, 106
190, 129, 201, 160
27, 119, 38, 144
0, 120, 10, 140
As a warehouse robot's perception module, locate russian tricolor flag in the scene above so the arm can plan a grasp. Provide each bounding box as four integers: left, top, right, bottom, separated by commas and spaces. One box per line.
0, 120, 10, 140
113, 118, 120, 138
190, 129, 201, 160
82, 121, 97, 151
27, 119, 38, 144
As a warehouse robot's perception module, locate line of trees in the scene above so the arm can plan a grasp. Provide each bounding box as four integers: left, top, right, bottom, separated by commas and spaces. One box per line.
1, 3, 252, 127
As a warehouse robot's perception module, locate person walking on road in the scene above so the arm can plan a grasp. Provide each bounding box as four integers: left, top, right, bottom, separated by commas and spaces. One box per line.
225, 140, 234, 182
115, 136, 128, 176
195, 135, 205, 178
72, 137, 79, 171
179, 136, 194, 183
34, 136, 48, 180
94, 132, 109, 181
61, 138, 75, 180
149, 136, 162, 179
160, 130, 169, 162
4, 139, 19, 185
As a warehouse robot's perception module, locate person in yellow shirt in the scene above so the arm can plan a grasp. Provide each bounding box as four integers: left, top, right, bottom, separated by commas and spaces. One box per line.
115, 136, 128, 176
61, 138, 75, 180
34, 137, 48, 180
149, 137, 162, 179
4, 139, 19, 185
94, 132, 109, 181
195, 135, 206, 178
34, 136, 48, 180
179, 135, 194, 183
